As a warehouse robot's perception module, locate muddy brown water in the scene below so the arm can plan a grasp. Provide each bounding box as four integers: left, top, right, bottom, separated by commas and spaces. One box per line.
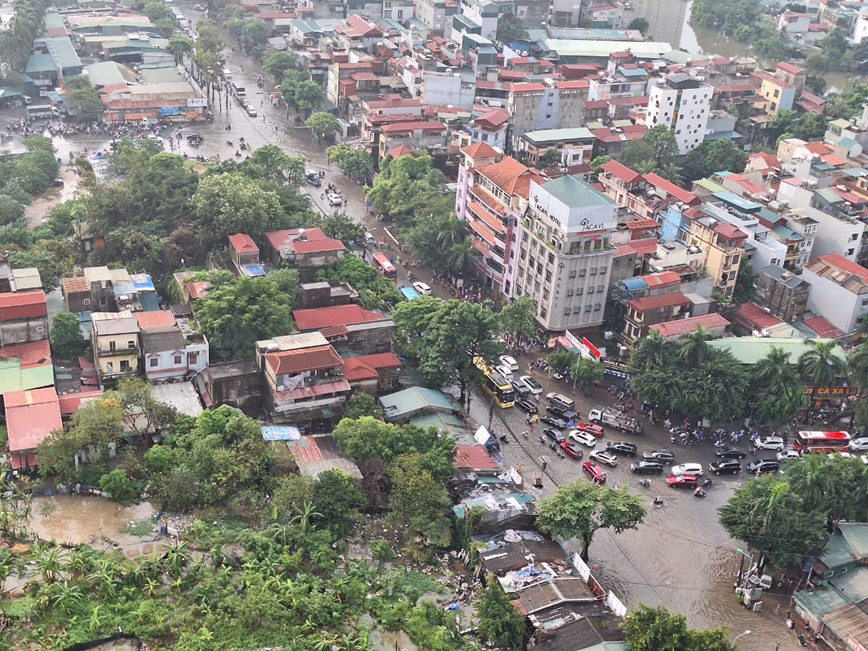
28, 495, 156, 547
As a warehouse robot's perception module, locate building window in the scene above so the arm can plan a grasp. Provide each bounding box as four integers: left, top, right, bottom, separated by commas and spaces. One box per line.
188, 352, 198, 365
569, 270, 576, 278
590, 267, 597, 275
576, 288, 583, 295
174, 354, 183, 365
564, 307, 571, 315
848, 248, 856, 256
597, 285, 604, 293
566, 289, 574, 297
598, 266, 607, 274
588, 286, 595, 294
109, 341, 116, 352
83, 298, 91, 306
120, 360, 130, 372
578, 269, 586, 277
128, 340, 136, 349
594, 303, 602, 311
149, 358, 158, 368
584, 305, 592, 312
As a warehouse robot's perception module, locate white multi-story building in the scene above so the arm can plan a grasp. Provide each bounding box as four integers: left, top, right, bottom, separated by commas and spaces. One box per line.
646, 73, 713, 155
802, 254, 868, 334
514, 176, 617, 331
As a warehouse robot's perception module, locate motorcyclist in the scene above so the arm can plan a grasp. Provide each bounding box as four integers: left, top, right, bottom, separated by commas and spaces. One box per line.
694, 487, 706, 497
653, 496, 664, 507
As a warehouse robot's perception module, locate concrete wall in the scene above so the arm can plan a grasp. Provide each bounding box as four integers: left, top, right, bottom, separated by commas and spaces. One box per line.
0, 316, 48, 347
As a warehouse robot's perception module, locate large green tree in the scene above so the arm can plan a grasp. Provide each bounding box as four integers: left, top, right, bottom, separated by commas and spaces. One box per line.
193, 275, 295, 360
63, 76, 103, 122
798, 340, 845, 410
752, 347, 808, 425
622, 605, 732, 651
498, 297, 538, 346
718, 474, 828, 569
536, 481, 645, 561
389, 452, 452, 546
50, 312, 88, 360
476, 579, 526, 649
306, 112, 339, 141
327, 144, 372, 182
681, 140, 748, 184
315, 253, 402, 309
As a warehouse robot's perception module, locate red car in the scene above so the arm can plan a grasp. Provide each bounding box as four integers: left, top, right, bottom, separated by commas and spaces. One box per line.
666, 474, 699, 489
576, 422, 605, 437
583, 461, 607, 484
561, 441, 584, 459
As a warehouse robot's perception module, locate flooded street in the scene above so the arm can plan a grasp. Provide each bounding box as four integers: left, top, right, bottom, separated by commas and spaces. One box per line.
627, 0, 858, 91
29, 495, 156, 547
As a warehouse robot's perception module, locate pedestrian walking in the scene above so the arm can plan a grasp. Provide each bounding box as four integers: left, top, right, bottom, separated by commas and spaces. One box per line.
776, 603, 782, 614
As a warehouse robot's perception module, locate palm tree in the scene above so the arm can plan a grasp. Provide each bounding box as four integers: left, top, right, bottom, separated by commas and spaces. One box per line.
785, 453, 835, 513
753, 346, 795, 386
847, 343, 868, 392
436, 213, 468, 249
629, 330, 669, 373
798, 340, 845, 411
446, 236, 478, 275
677, 327, 713, 367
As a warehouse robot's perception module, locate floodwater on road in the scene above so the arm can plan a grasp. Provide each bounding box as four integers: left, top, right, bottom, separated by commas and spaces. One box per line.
29, 495, 156, 547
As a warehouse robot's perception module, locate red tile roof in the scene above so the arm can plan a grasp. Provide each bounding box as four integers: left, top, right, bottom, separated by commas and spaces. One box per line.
380, 121, 447, 134
135, 311, 177, 330
0, 340, 51, 369
6, 387, 62, 454
57, 389, 104, 416
388, 144, 414, 158
265, 227, 328, 252
0, 290, 47, 321
61, 276, 90, 295
777, 61, 804, 75
627, 291, 691, 312
291, 239, 346, 254
641, 270, 682, 288
293, 304, 385, 331
803, 316, 845, 339
643, 173, 699, 205
590, 125, 647, 143
601, 160, 641, 183
228, 233, 259, 254
462, 141, 501, 159
266, 345, 343, 375
187, 281, 212, 300
477, 156, 545, 199
806, 254, 868, 284
650, 313, 730, 338
343, 352, 402, 381
625, 218, 660, 230
454, 443, 499, 472
714, 222, 749, 242
735, 302, 784, 331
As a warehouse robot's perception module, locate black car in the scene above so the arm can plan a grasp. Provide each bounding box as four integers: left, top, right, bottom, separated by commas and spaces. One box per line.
630, 461, 664, 474
606, 441, 638, 457
511, 380, 530, 398
540, 415, 568, 429
544, 428, 566, 444
306, 174, 322, 187
643, 449, 675, 462
710, 459, 741, 475
516, 398, 538, 414
747, 459, 780, 474
715, 448, 747, 460
547, 404, 577, 421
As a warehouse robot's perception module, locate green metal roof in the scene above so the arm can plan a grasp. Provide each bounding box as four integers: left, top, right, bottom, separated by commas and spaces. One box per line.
0, 357, 54, 395
379, 386, 457, 420
816, 187, 843, 203
25, 54, 56, 75
523, 127, 594, 144
713, 190, 760, 213
708, 337, 846, 365
543, 174, 614, 207
830, 118, 851, 129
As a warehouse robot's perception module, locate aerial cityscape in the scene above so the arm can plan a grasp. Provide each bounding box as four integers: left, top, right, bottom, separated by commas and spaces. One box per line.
0, 0, 867, 649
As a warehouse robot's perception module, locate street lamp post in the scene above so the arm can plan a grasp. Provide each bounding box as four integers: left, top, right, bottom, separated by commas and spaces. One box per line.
731, 629, 751, 649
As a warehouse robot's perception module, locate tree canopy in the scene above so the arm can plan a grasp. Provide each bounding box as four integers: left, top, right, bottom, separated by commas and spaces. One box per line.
622, 605, 733, 651
50, 312, 88, 361
315, 253, 402, 309
536, 481, 645, 560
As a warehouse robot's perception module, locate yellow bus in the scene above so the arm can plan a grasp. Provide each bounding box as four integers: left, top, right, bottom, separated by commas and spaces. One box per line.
473, 356, 516, 408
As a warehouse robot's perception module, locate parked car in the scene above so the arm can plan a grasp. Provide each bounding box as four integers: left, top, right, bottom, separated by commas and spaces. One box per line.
630, 461, 664, 475
569, 430, 597, 447
515, 398, 537, 414
51, 177, 64, 187
244, 103, 258, 117
643, 449, 675, 462
667, 474, 699, 488
560, 441, 584, 459
828, 451, 854, 460
776, 450, 801, 462
574, 422, 604, 437
544, 428, 565, 444
540, 415, 567, 429
520, 375, 543, 394
606, 441, 638, 457
709, 460, 741, 475
511, 380, 530, 398
755, 436, 785, 451
494, 364, 514, 380
499, 355, 519, 371
545, 392, 575, 410
715, 448, 747, 460
306, 174, 322, 187
589, 450, 618, 467
413, 282, 432, 295
670, 463, 704, 476
583, 461, 607, 484
327, 193, 344, 206
746, 459, 780, 474
547, 404, 577, 421
849, 437, 868, 452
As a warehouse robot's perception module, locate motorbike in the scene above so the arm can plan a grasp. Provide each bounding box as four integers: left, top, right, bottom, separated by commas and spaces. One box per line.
638, 478, 651, 488
694, 487, 706, 498
702, 478, 712, 488
499, 434, 509, 444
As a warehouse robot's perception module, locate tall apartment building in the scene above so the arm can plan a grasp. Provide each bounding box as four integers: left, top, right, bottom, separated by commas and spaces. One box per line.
455, 142, 544, 296
506, 80, 589, 152
514, 176, 617, 331
646, 73, 713, 155
683, 210, 747, 300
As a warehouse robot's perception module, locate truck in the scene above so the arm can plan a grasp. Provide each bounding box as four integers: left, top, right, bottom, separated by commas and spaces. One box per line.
587, 407, 642, 434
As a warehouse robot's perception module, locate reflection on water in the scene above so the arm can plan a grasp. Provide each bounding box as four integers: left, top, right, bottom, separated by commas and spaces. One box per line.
631, 0, 857, 92
29, 495, 156, 546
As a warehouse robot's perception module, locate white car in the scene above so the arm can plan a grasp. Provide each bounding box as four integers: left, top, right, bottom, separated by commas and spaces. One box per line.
828, 451, 854, 460
519, 375, 543, 394
244, 103, 258, 117
849, 437, 868, 452
569, 430, 597, 447
670, 463, 704, 477
589, 450, 618, 467
755, 436, 785, 451
776, 450, 801, 462
327, 193, 344, 206
413, 281, 432, 295
499, 355, 519, 371
494, 364, 514, 380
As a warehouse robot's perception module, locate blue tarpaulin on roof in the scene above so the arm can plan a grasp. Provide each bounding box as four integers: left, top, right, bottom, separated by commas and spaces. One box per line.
261, 425, 301, 441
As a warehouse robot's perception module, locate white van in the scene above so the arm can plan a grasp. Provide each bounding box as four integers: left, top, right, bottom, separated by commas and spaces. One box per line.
222, 68, 232, 80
